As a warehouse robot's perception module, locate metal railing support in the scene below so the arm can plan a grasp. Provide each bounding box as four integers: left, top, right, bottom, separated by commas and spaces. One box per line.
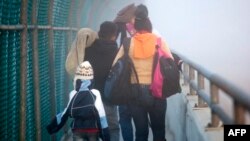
198, 73, 207, 107
0, 25, 24, 30
174, 51, 250, 125
189, 66, 195, 95
0, 25, 78, 31
210, 83, 220, 127
20, 0, 28, 140
62, 0, 75, 134
234, 102, 245, 124
183, 63, 189, 85
48, 0, 56, 140
31, 0, 41, 140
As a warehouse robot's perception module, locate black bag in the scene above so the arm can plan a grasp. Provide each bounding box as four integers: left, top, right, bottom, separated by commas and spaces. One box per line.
150, 38, 181, 99
104, 38, 139, 105
160, 56, 182, 98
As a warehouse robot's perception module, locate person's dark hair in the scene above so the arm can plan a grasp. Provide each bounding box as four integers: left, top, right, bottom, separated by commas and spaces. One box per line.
98, 21, 118, 40
134, 4, 152, 32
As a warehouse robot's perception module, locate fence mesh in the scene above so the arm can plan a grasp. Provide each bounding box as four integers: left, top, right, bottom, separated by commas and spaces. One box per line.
0, 0, 21, 140
0, 0, 144, 140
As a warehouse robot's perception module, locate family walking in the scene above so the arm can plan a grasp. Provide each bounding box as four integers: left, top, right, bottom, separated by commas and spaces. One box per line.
47, 3, 181, 141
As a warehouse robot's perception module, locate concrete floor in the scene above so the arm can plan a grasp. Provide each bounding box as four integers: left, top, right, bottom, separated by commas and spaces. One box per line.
60, 117, 174, 141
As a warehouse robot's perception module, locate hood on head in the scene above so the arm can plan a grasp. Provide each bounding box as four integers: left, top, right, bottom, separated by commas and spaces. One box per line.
133, 33, 157, 59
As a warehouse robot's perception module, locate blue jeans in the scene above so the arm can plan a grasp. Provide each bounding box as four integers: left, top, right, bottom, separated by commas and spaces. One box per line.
119, 105, 133, 141
103, 103, 120, 141
129, 84, 167, 141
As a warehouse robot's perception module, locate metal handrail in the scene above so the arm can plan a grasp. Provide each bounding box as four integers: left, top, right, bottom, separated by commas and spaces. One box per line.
0, 24, 78, 31
173, 50, 250, 126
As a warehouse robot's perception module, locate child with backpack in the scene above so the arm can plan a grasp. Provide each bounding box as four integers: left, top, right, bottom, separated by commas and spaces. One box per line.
46, 61, 110, 141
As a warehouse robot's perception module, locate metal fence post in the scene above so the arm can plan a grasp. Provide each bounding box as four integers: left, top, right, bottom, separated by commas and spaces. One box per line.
20, 0, 28, 140
31, 0, 41, 140
183, 63, 188, 85
189, 66, 195, 95
198, 73, 207, 107
234, 102, 245, 124
62, 0, 74, 135
48, 0, 56, 140
210, 83, 220, 127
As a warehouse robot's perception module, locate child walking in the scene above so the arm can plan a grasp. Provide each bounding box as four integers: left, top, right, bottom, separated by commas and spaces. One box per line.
47, 61, 110, 141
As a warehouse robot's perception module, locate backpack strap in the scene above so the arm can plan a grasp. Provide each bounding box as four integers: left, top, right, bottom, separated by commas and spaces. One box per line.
122, 37, 140, 84
122, 37, 131, 56
152, 38, 161, 78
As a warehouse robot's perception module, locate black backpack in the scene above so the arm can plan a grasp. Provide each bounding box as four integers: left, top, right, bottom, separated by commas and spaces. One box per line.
160, 56, 182, 98
104, 38, 139, 105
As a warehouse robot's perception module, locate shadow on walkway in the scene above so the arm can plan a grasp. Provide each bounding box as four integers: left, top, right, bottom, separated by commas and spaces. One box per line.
60, 116, 174, 141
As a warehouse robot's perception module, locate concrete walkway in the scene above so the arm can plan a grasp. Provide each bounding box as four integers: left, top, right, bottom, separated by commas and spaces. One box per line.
60, 77, 223, 141
60, 115, 174, 141
60, 106, 174, 141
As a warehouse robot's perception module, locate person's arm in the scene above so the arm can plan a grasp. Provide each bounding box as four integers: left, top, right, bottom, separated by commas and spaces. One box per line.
160, 39, 174, 59
46, 90, 77, 134
46, 109, 69, 134
112, 45, 124, 66
172, 52, 183, 72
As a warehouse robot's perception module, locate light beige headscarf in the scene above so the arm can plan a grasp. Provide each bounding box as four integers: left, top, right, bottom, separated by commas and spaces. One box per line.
65, 28, 98, 77
113, 3, 136, 23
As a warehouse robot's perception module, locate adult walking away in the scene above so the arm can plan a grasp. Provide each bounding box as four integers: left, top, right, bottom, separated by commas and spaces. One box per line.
84, 21, 120, 141
112, 4, 173, 141
113, 3, 137, 141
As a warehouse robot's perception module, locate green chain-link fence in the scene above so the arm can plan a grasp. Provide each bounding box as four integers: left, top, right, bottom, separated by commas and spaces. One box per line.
0, 0, 144, 140
0, 0, 21, 140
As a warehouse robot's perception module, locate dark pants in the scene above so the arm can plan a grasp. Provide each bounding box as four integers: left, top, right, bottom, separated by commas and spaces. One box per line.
129, 84, 167, 141
119, 105, 134, 141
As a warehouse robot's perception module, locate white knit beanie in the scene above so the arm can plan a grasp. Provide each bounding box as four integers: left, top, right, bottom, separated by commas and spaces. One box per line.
74, 61, 93, 80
